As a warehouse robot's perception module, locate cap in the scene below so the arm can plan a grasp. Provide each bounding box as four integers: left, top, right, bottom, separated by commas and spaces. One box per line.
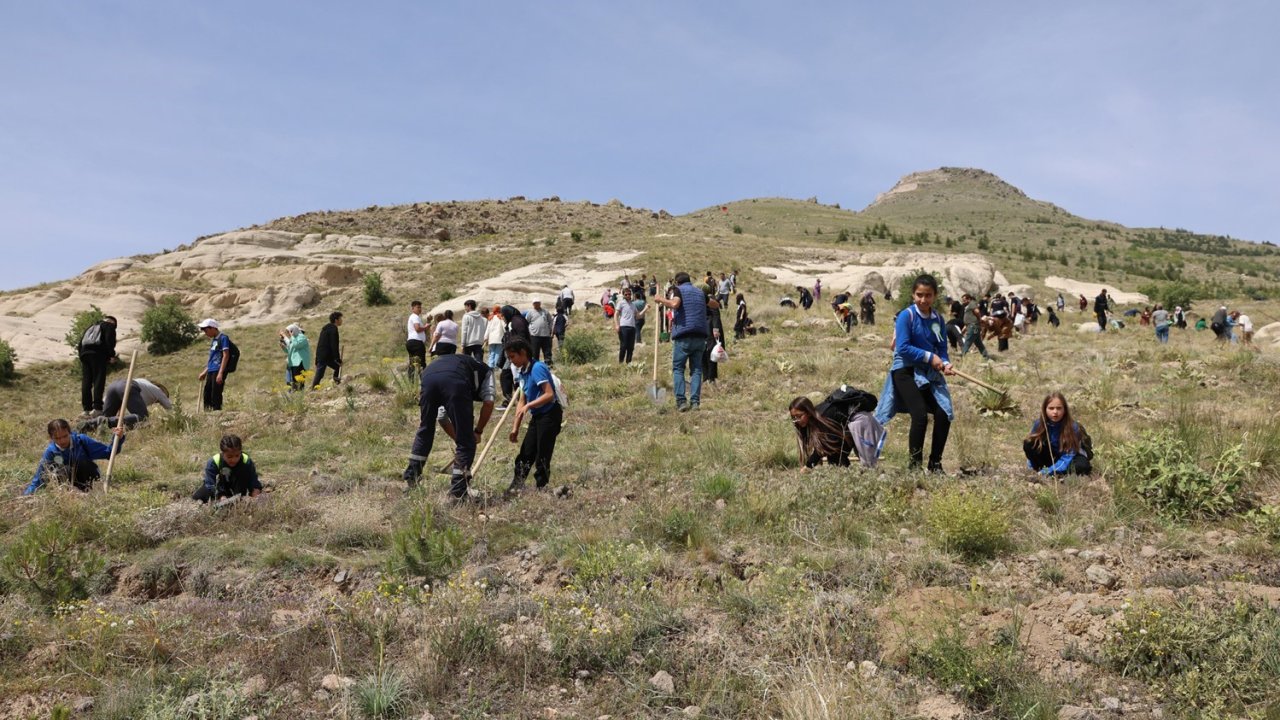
197, 318, 219, 329
531, 297, 542, 304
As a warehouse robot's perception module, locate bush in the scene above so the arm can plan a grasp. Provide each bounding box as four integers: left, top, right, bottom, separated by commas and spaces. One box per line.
1, 519, 106, 608
924, 488, 1012, 560
385, 503, 468, 581
1110, 429, 1256, 519
354, 669, 407, 719
732, 224, 743, 234
1137, 281, 1201, 311
0, 338, 15, 382
140, 297, 200, 355
559, 333, 604, 365
362, 271, 393, 306
65, 304, 105, 351
908, 623, 1057, 719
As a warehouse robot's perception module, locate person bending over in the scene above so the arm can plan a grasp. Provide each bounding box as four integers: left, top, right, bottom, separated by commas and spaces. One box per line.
193, 434, 262, 503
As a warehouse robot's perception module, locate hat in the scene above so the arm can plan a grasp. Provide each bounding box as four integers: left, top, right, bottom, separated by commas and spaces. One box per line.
531, 297, 542, 304
197, 318, 219, 329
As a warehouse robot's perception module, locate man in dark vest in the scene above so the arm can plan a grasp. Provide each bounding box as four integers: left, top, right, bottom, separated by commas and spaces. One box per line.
402, 353, 496, 499
651, 272, 715, 411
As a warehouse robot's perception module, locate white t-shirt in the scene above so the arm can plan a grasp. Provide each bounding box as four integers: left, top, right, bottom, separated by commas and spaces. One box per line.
1239, 314, 1252, 332
434, 319, 459, 345
407, 313, 426, 342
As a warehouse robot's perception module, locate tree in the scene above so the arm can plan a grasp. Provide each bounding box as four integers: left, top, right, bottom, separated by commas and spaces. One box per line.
363, 271, 392, 306
140, 297, 200, 355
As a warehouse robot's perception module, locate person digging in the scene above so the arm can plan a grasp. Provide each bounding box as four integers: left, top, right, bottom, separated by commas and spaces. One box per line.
402, 352, 496, 500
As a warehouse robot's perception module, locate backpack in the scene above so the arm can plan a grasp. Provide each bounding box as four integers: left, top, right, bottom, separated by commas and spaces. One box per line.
80, 323, 103, 348
223, 336, 241, 373
816, 384, 878, 427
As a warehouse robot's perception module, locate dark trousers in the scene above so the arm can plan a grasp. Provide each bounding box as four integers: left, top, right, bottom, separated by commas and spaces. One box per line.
312, 359, 342, 387
1096, 311, 1107, 330
406, 339, 427, 371
532, 336, 554, 365
513, 404, 562, 489
1023, 440, 1091, 475
892, 368, 950, 469
80, 353, 110, 412
463, 344, 484, 362
618, 326, 637, 363
702, 341, 719, 382
432, 342, 456, 356
202, 373, 225, 411
287, 364, 306, 391
411, 382, 477, 498
500, 366, 514, 403
961, 324, 989, 358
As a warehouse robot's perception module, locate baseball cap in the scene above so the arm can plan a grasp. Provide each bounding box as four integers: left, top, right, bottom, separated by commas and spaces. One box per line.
197, 318, 219, 329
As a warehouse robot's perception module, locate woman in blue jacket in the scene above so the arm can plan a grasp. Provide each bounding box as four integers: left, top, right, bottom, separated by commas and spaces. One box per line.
883, 274, 955, 472
25, 419, 124, 494
1024, 392, 1092, 476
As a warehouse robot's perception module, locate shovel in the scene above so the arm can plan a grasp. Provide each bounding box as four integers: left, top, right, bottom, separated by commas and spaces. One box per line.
648, 314, 666, 402
102, 350, 138, 494
950, 367, 1009, 398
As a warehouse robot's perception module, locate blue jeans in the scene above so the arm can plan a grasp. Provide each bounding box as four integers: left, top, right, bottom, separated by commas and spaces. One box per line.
672, 336, 707, 406
487, 344, 504, 368
1155, 325, 1169, 344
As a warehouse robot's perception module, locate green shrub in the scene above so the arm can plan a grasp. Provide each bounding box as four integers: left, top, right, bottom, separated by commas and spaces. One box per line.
559, 333, 604, 365
924, 488, 1012, 560
908, 623, 1057, 719
732, 224, 743, 234
362, 271, 393, 306
355, 669, 407, 719
650, 507, 706, 548
1106, 595, 1280, 715
1110, 429, 1256, 519
697, 473, 737, 501
1, 519, 106, 608
140, 297, 200, 355
65, 304, 105, 351
0, 338, 15, 382
570, 229, 583, 242
385, 503, 468, 581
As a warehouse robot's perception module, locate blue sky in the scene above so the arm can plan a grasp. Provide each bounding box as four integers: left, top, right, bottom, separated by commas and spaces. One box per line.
2, 1, 1277, 290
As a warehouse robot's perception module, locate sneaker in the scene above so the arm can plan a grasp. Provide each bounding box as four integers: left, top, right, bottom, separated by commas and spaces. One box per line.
690, 403, 700, 411
678, 404, 691, 413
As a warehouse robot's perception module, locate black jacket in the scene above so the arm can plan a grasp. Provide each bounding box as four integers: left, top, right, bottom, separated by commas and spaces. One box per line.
316, 322, 341, 364
79, 320, 118, 359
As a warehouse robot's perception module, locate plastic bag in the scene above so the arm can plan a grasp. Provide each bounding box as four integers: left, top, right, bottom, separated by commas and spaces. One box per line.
710, 341, 728, 363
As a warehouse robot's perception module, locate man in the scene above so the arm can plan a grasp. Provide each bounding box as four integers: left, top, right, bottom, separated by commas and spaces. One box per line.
80, 377, 171, 430
402, 352, 496, 499
614, 286, 646, 363
406, 301, 429, 372
1094, 291, 1109, 331
558, 284, 575, 315
78, 315, 119, 416
860, 291, 877, 325
988, 295, 1011, 352
1210, 306, 1229, 342
498, 305, 531, 406
525, 298, 554, 365
197, 318, 231, 411
460, 300, 487, 362
716, 273, 732, 307
652, 272, 711, 411
959, 293, 992, 360
312, 312, 344, 388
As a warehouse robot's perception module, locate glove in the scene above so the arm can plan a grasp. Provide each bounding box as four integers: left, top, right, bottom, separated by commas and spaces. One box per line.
403, 459, 424, 487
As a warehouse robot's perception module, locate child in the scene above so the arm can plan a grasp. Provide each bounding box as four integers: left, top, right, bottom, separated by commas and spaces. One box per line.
1023, 393, 1092, 476
553, 304, 568, 352
193, 434, 262, 503
873, 274, 955, 473
25, 420, 125, 494
789, 396, 882, 469
504, 337, 563, 494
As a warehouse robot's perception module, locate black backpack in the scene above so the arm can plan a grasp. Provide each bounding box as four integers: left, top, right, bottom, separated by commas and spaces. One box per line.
815, 385, 878, 427
223, 336, 241, 373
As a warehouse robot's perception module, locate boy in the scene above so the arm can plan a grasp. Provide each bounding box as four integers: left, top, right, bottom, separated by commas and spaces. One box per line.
197, 318, 231, 410
193, 434, 262, 503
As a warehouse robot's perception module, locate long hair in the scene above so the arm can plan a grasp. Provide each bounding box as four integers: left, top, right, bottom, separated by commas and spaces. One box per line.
789, 397, 847, 459
1026, 392, 1081, 453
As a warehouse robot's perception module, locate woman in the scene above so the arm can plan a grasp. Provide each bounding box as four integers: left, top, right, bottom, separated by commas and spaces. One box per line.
702, 292, 724, 382
485, 305, 506, 369
875, 274, 955, 472
789, 397, 851, 468
504, 337, 563, 494
613, 286, 644, 363
733, 293, 749, 340
279, 323, 311, 390
1023, 392, 1091, 476
431, 310, 459, 355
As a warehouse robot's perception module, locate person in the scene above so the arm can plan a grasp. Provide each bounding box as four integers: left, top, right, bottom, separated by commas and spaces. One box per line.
631, 287, 647, 340
648, 276, 658, 298
1047, 307, 1061, 328
1056, 294, 1065, 312
652, 272, 711, 411
614, 286, 645, 363
788, 396, 881, 469
1023, 393, 1092, 476
1079, 295, 1088, 312
702, 271, 716, 297
80, 378, 171, 430
78, 315, 119, 416
1012, 307, 1026, 335
1238, 311, 1254, 346
1210, 306, 1230, 342
525, 298, 554, 365
312, 312, 343, 388
733, 293, 749, 341
796, 286, 813, 310
559, 284, 575, 315
197, 318, 231, 411
702, 290, 724, 383
193, 434, 262, 503
1094, 290, 1109, 331
401, 352, 496, 498
24, 419, 125, 494
1195, 317, 1208, 331
1173, 306, 1187, 329
874, 274, 955, 473
1139, 307, 1152, 327
485, 305, 506, 370
1152, 304, 1170, 344
504, 337, 563, 494
860, 291, 877, 325
959, 293, 991, 360
553, 304, 568, 352
460, 300, 487, 362
430, 309, 459, 356
278, 323, 311, 390
406, 301, 428, 371
717, 273, 732, 307
814, 278, 822, 302
988, 294, 1011, 351
499, 305, 532, 403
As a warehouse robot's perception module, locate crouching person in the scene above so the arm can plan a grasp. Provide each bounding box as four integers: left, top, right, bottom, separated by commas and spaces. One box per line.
24, 420, 125, 494
789, 394, 883, 469
1023, 393, 1092, 476
402, 353, 496, 499
505, 337, 563, 495
193, 434, 262, 502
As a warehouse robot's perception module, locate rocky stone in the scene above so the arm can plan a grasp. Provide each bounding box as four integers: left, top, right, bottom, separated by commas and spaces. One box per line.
683, 706, 701, 718
1058, 706, 1100, 720
419, 712, 437, 720
320, 674, 354, 693
1139, 545, 1158, 559
1101, 696, 1122, 712
648, 670, 675, 695
242, 674, 268, 697
432, 227, 451, 242
858, 660, 879, 679
1086, 564, 1118, 589
333, 569, 348, 584
72, 697, 95, 713
781, 319, 800, 328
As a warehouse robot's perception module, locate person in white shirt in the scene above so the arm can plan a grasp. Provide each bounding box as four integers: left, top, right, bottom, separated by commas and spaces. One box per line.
460, 300, 488, 362
406, 301, 428, 370
1237, 312, 1254, 346
81, 378, 171, 430
559, 285, 575, 315
525, 298, 554, 365
485, 305, 507, 369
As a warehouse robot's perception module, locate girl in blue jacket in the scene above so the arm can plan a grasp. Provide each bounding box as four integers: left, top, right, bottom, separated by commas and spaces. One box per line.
25, 419, 124, 494
1024, 392, 1092, 476
885, 274, 955, 472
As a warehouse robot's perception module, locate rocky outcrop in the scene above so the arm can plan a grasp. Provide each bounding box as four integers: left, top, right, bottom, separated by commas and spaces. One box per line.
756, 249, 999, 299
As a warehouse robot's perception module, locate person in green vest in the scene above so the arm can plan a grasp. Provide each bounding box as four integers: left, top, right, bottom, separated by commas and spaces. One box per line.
192, 434, 262, 503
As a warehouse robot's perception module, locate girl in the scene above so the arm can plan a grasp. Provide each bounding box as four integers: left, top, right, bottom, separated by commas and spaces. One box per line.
485, 305, 506, 369
431, 310, 459, 355
734, 293, 749, 340
25, 419, 125, 494
876, 274, 955, 472
504, 337, 563, 493
790, 397, 851, 468
1024, 392, 1092, 476
279, 323, 311, 390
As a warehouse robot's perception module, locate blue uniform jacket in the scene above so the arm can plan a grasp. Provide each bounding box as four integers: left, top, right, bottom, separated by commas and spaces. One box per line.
25, 432, 121, 494
874, 305, 954, 426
